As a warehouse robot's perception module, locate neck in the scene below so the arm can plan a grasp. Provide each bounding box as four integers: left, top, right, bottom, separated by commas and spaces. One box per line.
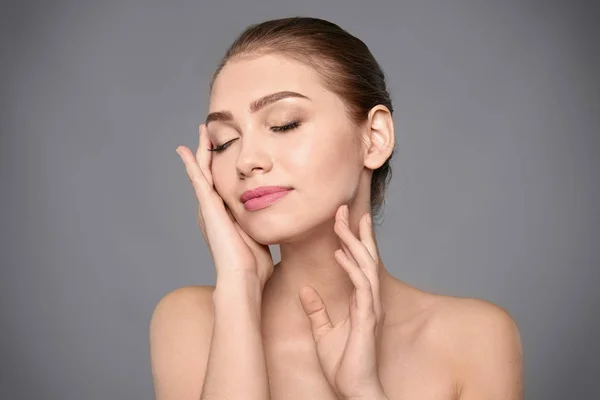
261, 210, 397, 339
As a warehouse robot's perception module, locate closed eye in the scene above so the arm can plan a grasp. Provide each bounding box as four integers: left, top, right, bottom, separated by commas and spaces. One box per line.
271, 121, 301, 132
208, 138, 237, 153
209, 121, 301, 153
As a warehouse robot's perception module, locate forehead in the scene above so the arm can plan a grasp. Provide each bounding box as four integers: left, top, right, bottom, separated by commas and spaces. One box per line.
209, 54, 328, 111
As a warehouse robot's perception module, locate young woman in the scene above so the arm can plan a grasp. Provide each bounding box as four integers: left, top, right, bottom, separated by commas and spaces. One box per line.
150, 17, 523, 400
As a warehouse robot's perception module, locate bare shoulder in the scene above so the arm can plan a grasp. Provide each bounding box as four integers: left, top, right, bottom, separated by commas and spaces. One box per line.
426, 294, 523, 399
149, 285, 216, 400
427, 295, 521, 338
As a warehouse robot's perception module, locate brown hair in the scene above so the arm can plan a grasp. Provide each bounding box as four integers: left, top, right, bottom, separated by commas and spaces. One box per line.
210, 16, 395, 220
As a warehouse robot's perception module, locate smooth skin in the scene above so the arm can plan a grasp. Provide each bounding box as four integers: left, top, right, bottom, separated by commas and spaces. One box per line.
150, 54, 523, 399
298, 204, 388, 399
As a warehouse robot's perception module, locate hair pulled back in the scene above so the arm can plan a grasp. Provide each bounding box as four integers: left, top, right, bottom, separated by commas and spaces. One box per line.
210, 17, 395, 219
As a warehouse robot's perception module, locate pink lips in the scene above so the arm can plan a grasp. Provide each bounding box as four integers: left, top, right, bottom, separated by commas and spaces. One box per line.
240, 186, 293, 211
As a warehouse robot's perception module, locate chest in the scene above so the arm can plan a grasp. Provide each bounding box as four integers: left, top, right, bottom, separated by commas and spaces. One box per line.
263, 337, 459, 400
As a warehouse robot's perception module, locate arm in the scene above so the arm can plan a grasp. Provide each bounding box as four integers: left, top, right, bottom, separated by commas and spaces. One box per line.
149, 279, 271, 400
201, 274, 270, 400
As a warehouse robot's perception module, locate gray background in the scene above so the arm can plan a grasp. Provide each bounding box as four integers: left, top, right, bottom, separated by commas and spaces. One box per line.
1, 1, 598, 399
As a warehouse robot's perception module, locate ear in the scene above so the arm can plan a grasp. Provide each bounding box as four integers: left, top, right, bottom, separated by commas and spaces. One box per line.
361, 105, 395, 170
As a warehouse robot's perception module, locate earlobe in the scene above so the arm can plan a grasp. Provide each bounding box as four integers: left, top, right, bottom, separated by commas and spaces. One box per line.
363, 105, 395, 170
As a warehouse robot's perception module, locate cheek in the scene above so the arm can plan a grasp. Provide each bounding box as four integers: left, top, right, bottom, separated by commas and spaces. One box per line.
283, 126, 362, 196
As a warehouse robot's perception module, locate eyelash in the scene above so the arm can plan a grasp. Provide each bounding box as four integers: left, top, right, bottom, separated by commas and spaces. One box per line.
208, 121, 301, 153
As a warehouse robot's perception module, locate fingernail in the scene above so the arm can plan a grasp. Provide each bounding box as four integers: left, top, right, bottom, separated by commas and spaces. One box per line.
176, 147, 181, 156
367, 213, 372, 226
344, 205, 349, 219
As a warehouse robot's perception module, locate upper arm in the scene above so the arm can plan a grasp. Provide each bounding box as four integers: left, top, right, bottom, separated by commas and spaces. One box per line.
456, 299, 524, 400
149, 285, 215, 400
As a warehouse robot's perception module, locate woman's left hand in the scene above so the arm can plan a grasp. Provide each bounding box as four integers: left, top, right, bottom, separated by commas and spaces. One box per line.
298, 204, 389, 400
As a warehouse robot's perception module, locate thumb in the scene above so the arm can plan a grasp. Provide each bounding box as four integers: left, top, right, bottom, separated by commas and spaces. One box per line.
298, 285, 334, 342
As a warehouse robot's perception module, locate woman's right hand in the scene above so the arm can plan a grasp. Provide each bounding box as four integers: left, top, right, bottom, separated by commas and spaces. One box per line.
176, 124, 274, 290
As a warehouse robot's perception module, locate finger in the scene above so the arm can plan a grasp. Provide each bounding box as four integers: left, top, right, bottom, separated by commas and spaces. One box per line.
358, 212, 378, 263
334, 246, 375, 319
225, 205, 252, 245
196, 124, 214, 188
358, 212, 384, 322
335, 211, 382, 322
336, 206, 353, 259
179, 143, 232, 247
298, 285, 334, 342
176, 145, 212, 204
335, 208, 378, 278
225, 204, 268, 253
224, 203, 235, 220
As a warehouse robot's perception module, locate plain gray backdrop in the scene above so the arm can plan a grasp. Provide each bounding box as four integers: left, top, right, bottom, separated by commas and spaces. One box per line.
1, 1, 598, 399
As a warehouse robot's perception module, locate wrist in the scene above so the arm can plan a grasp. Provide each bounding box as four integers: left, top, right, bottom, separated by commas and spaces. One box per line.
214, 272, 264, 302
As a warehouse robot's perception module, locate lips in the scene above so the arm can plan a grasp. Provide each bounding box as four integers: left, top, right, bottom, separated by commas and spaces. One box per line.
240, 186, 293, 203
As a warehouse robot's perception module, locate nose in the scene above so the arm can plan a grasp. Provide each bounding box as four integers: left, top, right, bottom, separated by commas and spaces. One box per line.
235, 133, 274, 179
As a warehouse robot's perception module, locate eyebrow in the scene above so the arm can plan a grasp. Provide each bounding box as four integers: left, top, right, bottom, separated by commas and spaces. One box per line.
205, 90, 310, 126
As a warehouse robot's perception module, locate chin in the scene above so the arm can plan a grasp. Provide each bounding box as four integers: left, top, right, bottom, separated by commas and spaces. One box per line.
240, 210, 333, 246
240, 216, 302, 245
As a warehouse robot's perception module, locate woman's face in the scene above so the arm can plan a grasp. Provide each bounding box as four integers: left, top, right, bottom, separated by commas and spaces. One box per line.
206, 54, 367, 245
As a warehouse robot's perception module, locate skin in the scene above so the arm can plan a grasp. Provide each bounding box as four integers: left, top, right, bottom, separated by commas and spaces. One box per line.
150, 54, 523, 399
